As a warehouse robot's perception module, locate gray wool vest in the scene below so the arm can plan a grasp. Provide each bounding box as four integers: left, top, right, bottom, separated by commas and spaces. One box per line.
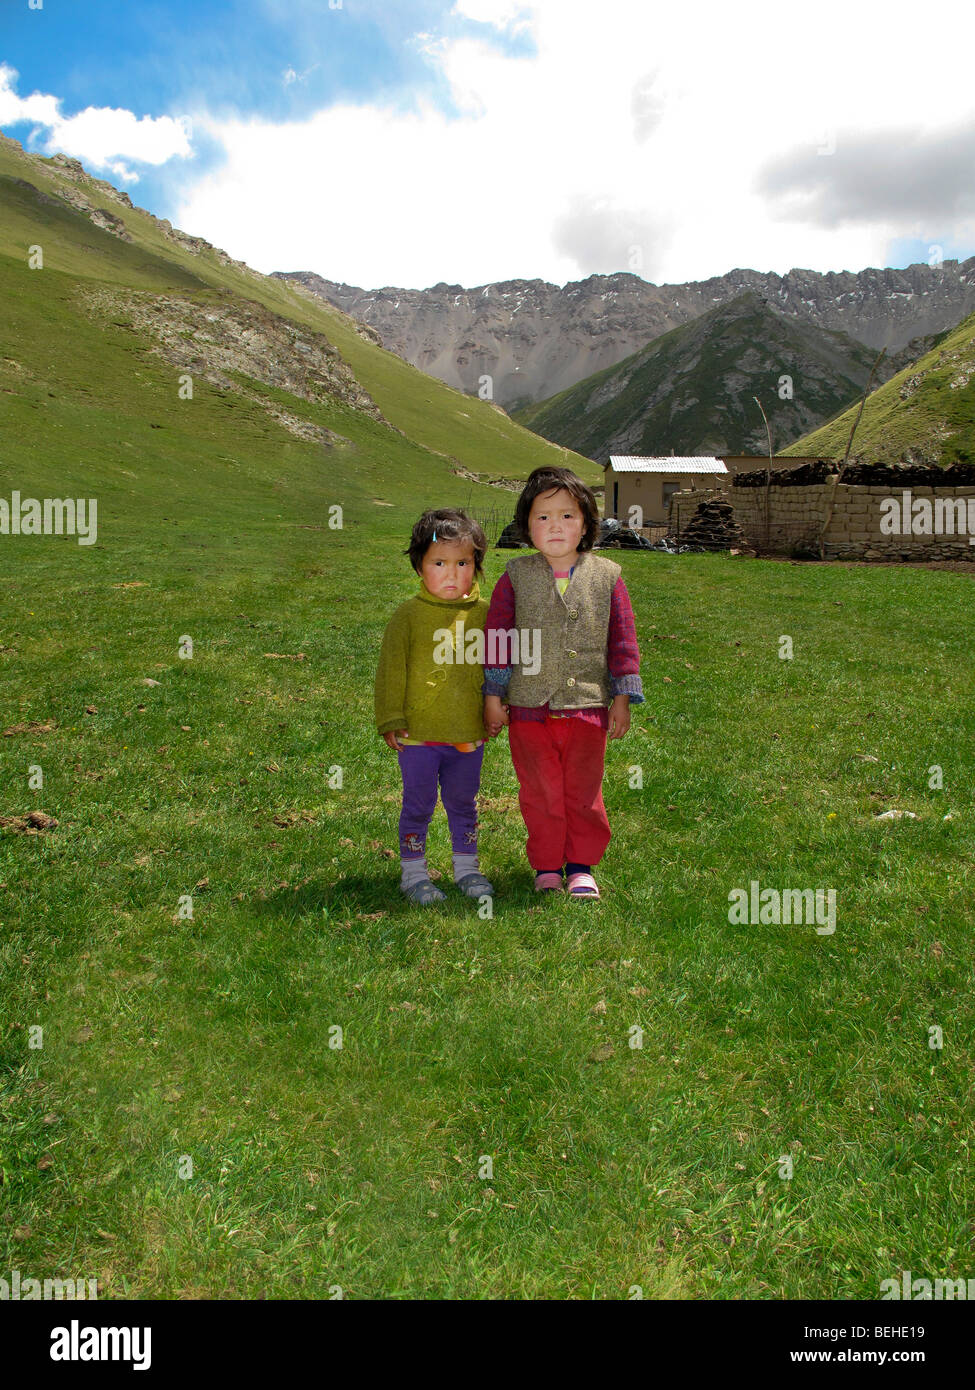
505, 550, 621, 708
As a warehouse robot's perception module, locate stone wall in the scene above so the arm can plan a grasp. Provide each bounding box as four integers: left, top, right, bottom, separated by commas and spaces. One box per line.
669, 482, 975, 560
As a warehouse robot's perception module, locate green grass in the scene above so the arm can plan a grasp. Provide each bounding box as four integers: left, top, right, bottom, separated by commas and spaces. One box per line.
3, 515, 974, 1298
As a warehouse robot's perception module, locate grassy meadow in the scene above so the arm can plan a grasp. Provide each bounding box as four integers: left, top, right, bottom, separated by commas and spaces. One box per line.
2, 481, 974, 1297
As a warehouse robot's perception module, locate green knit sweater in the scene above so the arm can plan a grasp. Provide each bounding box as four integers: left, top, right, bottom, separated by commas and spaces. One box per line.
374, 581, 488, 744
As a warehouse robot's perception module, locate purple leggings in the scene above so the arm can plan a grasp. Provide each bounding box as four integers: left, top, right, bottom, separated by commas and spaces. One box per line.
397, 743, 484, 858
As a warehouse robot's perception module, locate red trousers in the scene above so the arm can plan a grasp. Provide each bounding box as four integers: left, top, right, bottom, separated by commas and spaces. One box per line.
508, 717, 611, 869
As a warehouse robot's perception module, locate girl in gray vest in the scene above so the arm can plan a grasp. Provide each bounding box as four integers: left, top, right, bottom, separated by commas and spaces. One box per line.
483, 468, 643, 898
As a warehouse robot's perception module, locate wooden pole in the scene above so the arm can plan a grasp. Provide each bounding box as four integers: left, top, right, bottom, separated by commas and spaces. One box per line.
817, 348, 886, 559
752, 397, 774, 551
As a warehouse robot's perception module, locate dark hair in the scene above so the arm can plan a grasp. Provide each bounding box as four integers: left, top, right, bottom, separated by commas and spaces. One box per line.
406, 508, 487, 575
513, 467, 600, 550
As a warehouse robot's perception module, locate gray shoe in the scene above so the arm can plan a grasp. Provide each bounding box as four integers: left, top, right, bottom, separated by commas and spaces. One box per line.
455, 872, 495, 898
401, 878, 446, 905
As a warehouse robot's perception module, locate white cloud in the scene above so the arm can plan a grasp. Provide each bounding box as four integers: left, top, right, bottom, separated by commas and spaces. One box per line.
282, 63, 319, 88
10, 0, 975, 289
450, 0, 532, 30
0, 64, 60, 127
0, 64, 192, 183
171, 0, 975, 288
105, 160, 139, 185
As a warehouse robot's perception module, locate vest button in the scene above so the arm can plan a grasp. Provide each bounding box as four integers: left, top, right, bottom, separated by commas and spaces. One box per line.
568, 609, 579, 619
566, 677, 576, 687
568, 650, 577, 658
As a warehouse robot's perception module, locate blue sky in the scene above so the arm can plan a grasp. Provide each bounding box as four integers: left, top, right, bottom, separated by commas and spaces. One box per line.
1, 0, 973, 288
0, 0, 530, 126
0, 1, 532, 225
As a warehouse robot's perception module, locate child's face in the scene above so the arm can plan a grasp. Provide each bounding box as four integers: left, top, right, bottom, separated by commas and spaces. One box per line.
528, 488, 585, 562
419, 539, 477, 598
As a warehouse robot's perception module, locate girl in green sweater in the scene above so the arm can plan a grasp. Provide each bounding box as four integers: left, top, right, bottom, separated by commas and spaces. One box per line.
374, 509, 494, 905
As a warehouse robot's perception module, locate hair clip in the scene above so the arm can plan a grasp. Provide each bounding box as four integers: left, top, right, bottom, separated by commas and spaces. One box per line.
432, 529, 437, 541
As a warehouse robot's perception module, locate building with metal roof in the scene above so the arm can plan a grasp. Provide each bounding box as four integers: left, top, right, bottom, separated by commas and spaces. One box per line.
604, 455, 728, 524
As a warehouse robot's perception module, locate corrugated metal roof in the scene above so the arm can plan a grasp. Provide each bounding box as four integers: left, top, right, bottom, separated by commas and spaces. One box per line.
607, 455, 728, 474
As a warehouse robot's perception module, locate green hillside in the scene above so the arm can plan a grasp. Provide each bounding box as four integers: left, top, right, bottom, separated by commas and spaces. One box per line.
512, 292, 887, 461
0, 132, 595, 510
782, 310, 975, 464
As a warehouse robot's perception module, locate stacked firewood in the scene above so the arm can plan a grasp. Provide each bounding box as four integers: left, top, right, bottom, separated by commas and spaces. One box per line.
680, 499, 753, 553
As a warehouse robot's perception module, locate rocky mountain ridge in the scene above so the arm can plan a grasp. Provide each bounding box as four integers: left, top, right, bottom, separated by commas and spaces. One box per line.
513, 291, 901, 461
274, 261, 975, 410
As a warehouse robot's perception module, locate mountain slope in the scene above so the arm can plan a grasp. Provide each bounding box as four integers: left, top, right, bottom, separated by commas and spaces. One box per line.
509, 292, 894, 460
0, 132, 595, 499
275, 260, 975, 409
781, 310, 975, 464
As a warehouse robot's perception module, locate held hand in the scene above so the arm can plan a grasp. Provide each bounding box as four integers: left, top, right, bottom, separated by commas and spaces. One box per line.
483, 695, 509, 738
608, 696, 630, 740
383, 729, 408, 751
